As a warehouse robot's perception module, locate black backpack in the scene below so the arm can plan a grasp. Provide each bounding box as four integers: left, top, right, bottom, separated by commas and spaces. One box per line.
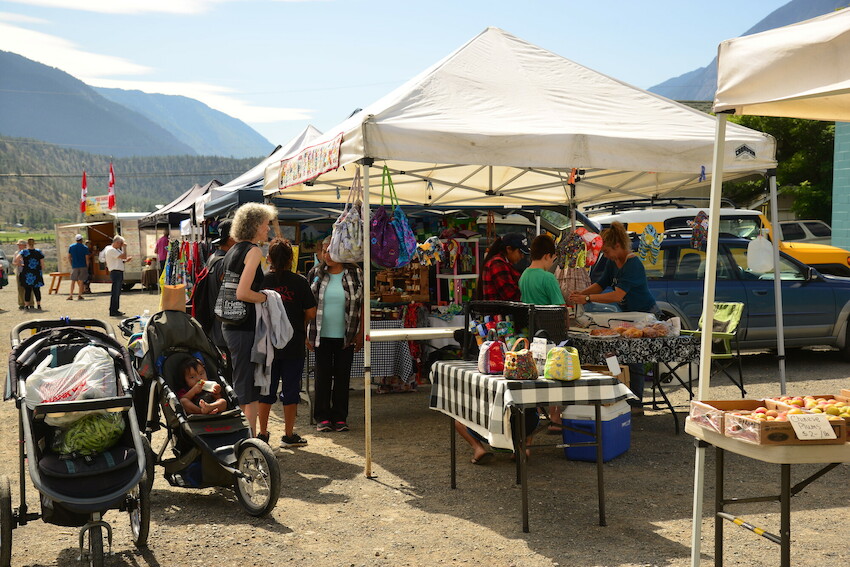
190, 254, 224, 332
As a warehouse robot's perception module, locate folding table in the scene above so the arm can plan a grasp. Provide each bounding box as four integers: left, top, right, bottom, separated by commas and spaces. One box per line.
429, 360, 635, 532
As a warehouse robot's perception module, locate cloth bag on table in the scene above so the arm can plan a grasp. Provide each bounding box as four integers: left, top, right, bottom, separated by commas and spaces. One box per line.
503, 338, 537, 380
543, 345, 582, 381
328, 169, 364, 263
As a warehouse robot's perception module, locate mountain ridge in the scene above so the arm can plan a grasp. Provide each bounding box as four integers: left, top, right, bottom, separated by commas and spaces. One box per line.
649, 0, 850, 100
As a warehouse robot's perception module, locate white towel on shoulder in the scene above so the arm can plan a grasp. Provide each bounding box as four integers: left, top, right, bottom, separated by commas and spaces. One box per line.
251, 290, 293, 395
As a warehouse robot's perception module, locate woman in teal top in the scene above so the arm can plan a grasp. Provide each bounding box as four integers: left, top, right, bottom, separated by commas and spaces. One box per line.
569, 221, 660, 414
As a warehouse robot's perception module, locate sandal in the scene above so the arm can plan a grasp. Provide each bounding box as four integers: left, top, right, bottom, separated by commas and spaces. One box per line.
470, 452, 494, 465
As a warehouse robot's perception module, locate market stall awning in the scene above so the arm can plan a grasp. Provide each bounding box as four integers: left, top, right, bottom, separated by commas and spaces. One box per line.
263, 27, 776, 207
139, 179, 221, 228
714, 8, 850, 120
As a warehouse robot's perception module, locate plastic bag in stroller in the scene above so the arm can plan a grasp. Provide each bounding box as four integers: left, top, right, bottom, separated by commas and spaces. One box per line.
136, 309, 280, 517
2, 318, 150, 567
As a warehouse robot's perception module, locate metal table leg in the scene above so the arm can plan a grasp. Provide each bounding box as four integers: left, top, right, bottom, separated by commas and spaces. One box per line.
780, 464, 790, 567
595, 402, 606, 527
518, 408, 529, 533
450, 416, 457, 489
715, 447, 724, 567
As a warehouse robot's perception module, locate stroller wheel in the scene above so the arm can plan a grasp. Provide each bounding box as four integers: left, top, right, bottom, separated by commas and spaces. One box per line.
86, 526, 103, 567
234, 439, 280, 517
0, 475, 12, 567
128, 472, 151, 548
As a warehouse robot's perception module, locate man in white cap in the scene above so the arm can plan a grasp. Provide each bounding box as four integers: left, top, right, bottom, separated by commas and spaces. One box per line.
67, 234, 90, 300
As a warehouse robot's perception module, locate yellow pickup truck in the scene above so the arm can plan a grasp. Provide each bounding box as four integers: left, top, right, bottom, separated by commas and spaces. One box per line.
584, 205, 850, 276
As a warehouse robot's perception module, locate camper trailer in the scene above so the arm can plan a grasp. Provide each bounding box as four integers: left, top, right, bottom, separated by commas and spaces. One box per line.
55, 212, 158, 289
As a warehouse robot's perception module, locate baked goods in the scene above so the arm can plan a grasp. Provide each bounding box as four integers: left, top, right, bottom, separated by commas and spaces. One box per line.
623, 327, 643, 338
589, 328, 619, 337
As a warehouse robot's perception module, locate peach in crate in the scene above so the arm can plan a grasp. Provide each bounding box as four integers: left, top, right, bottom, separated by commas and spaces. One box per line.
688, 400, 766, 435
771, 395, 850, 421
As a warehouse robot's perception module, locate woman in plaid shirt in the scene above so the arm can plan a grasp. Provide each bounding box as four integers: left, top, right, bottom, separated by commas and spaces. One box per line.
479, 232, 529, 301
306, 237, 364, 432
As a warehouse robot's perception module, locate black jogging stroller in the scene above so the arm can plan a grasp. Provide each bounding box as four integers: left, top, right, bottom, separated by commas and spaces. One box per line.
2, 319, 150, 567
135, 310, 280, 517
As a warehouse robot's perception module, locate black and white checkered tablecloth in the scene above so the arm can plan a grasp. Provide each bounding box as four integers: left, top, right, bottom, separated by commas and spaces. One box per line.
568, 333, 700, 365
429, 360, 636, 449
304, 320, 415, 381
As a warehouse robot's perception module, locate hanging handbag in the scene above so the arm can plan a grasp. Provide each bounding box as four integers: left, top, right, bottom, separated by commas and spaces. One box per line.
383, 166, 417, 267
543, 345, 582, 381
214, 269, 248, 325
370, 168, 401, 268
503, 338, 538, 380
329, 169, 364, 263
477, 330, 506, 374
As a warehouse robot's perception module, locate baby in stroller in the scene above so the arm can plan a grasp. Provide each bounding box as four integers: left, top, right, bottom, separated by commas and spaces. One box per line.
177, 357, 226, 415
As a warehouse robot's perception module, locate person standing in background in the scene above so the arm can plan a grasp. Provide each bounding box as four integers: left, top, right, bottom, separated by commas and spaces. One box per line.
259, 237, 316, 447
67, 234, 89, 301
20, 238, 45, 311
480, 232, 529, 301
105, 235, 132, 317
205, 220, 234, 358
155, 227, 170, 276
221, 203, 277, 437
13, 239, 26, 310
84, 240, 93, 294
306, 236, 363, 433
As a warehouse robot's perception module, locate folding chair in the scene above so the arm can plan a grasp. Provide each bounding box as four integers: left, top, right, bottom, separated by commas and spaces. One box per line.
682, 302, 746, 397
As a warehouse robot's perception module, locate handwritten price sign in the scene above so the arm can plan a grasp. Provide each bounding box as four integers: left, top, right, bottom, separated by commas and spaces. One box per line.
787, 413, 837, 440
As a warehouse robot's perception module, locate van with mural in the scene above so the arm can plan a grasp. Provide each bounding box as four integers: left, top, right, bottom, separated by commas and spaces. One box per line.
582, 198, 850, 276
55, 212, 157, 289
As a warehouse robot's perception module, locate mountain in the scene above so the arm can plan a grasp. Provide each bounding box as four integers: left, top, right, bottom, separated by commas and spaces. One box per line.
0, 51, 196, 157
0, 134, 261, 228
94, 88, 274, 158
649, 0, 850, 101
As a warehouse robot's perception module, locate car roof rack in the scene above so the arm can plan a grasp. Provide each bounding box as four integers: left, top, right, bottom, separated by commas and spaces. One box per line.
583, 197, 738, 215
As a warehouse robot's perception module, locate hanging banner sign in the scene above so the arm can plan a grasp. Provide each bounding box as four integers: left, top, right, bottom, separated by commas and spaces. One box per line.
278, 133, 343, 190
84, 195, 117, 216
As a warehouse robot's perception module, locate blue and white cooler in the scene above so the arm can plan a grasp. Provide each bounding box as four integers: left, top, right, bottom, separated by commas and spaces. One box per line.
560, 400, 631, 462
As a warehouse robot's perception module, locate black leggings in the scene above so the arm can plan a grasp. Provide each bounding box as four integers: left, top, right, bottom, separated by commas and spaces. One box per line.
24, 286, 41, 304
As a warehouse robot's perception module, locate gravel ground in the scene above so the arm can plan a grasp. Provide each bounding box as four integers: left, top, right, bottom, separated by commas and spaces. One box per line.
0, 278, 849, 566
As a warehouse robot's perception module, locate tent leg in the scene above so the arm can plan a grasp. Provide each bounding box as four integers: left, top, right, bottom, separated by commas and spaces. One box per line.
362, 162, 374, 478
767, 172, 787, 394
692, 111, 728, 567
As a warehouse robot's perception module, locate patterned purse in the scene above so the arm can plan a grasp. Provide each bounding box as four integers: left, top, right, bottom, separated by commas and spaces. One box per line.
543, 346, 582, 381
503, 338, 538, 380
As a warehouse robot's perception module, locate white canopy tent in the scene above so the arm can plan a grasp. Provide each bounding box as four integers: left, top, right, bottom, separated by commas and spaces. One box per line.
194, 125, 322, 220
262, 27, 778, 477
691, 9, 850, 565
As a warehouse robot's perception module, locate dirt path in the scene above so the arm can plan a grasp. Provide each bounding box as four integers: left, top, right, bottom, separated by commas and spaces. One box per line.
0, 279, 849, 566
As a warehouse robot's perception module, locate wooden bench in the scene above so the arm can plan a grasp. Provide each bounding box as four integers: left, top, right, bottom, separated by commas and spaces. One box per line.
47, 272, 70, 295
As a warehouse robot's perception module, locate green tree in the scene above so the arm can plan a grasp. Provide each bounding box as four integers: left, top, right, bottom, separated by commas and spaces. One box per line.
727, 116, 834, 221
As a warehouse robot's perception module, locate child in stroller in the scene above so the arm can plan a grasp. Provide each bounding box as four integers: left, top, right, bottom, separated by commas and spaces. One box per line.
137, 309, 280, 517
176, 356, 227, 415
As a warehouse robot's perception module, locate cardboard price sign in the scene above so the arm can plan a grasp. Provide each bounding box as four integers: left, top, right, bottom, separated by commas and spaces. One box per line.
787, 413, 837, 440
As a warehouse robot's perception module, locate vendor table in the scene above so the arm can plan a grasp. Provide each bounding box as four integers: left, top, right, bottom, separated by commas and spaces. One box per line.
568, 333, 700, 433
429, 360, 635, 532
685, 419, 850, 567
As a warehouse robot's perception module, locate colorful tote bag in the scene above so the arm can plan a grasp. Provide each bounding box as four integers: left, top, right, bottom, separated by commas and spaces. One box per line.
503, 338, 538, 380
370, 169, 401, 268
477, 331, 506, 374
383, 167, 417, 267
543, 346, 582, 381
328, 169, 364, 263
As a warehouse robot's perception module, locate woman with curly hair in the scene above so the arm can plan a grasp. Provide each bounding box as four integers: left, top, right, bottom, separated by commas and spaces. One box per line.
221, 202, 277, 435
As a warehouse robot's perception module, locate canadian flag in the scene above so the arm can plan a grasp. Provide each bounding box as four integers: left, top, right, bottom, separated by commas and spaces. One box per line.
107, 162, 115, 209
80, 170, 87, 213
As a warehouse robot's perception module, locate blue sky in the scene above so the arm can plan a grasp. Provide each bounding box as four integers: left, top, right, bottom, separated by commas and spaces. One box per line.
0, 0, 789, 147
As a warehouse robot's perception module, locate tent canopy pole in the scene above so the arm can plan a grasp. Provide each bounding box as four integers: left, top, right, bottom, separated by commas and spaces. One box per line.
361, 161, 374, 478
